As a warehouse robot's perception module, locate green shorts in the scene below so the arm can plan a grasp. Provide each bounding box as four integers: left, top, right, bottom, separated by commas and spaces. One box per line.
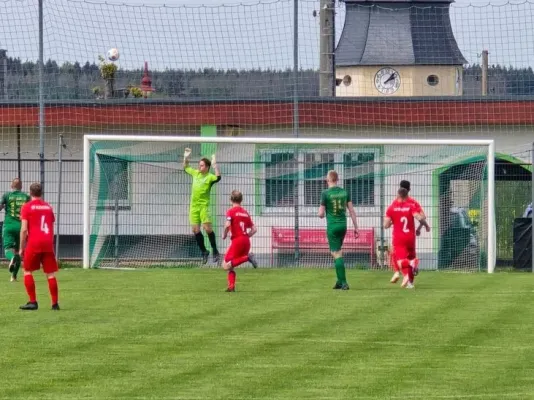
189, 205, 211, 226
2, 223, 21, 251
327, 225, 347, 252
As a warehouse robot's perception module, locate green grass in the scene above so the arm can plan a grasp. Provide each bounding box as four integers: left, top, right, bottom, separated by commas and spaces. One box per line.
2, 268, 534, 399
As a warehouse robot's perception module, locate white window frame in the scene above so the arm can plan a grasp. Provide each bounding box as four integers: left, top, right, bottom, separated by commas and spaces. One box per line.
259, 147, 380, 215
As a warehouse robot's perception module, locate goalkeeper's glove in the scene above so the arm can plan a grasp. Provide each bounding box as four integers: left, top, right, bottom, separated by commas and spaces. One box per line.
184, 148, 192, 159
211, 154, 217, 165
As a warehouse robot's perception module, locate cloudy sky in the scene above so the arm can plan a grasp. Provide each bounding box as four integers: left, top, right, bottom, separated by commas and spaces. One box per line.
1, 0, 533, 70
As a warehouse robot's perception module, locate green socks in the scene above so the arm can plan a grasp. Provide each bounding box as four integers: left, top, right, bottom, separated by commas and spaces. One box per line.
334, 257, 347, 285
12, 255, 21, 277
5, 250, 21, 277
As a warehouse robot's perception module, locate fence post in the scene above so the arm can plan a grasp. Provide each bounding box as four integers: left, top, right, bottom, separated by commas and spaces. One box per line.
38, 0, 45, 197
293, 0, 299, 138
55, 135, 64, 260
16, 125, 21, 180
293, 0, 300, 263
115, 196, 119, 268
481, 50, 489, 96
319, 0, 335, 97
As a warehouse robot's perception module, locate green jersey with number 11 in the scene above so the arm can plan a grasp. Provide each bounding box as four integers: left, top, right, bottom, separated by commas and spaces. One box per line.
1, 191, 31, 226
320, 186, 350, 228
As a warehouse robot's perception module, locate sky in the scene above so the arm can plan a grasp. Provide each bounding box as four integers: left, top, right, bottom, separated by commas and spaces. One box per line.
1, 0, 533, 70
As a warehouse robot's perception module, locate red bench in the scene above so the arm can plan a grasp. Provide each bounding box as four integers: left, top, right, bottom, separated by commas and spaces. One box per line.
271, 227, 375, 266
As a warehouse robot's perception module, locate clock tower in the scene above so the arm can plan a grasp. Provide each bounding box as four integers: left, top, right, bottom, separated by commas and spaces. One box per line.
335, 0, 466, 97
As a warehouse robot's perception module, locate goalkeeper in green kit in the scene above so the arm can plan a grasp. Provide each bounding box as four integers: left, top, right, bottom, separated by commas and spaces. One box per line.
183, 147, 221, 264
318, 170, 359, 290
0, 178, 30, 282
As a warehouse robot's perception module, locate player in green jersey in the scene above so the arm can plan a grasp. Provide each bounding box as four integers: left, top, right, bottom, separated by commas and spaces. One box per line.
0, 178, 31, 282
318, 170, 359, 290
183, 148, 222, 264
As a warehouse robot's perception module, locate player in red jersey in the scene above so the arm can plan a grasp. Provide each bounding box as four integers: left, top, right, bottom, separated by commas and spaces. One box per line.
389, 180, 429, 283
18, 182, 60, 310
221, 190, 258, 292
384, 187, 429, 289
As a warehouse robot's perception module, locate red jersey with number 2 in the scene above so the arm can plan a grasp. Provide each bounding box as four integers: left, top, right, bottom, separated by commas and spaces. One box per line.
386, 199, 419, 247
20, 199, 55, 252
226, 206, 253, 240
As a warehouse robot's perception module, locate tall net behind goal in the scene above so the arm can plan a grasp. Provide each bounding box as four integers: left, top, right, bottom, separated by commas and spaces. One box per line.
84, 136, 494, 272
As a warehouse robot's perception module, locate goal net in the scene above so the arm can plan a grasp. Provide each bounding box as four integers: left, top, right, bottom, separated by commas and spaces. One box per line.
83, 136, 495, 272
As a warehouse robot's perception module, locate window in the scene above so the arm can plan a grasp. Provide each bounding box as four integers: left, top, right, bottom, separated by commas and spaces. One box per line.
304, 153, 334, 205
427, 75, 439, 86
343, 153, 375, 206
261, 149, 376, 212
265, 152, 297, 207
96, 155, 130, 208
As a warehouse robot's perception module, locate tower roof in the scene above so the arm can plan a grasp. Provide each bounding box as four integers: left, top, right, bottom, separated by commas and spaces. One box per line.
342, 0, 454, 3
335, 0, 467, 66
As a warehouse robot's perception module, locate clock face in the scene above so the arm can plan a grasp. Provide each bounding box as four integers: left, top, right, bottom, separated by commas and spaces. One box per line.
374, 67, 401, 95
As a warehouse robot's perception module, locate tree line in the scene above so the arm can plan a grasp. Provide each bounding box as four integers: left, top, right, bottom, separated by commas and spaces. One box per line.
2, 57, 534, 100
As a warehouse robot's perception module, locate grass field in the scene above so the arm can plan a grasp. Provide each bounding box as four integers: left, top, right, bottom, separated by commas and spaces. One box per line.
1, 268, 534, 399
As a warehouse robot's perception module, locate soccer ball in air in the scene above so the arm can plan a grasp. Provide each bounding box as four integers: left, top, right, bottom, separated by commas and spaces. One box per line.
107, 48, 120, 62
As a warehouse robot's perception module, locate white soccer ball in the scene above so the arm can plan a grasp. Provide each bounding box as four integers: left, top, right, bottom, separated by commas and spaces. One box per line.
107, 48, 120, 62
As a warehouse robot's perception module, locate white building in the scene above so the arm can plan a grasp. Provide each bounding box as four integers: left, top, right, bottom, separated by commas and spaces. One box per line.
0, 99, 531, 269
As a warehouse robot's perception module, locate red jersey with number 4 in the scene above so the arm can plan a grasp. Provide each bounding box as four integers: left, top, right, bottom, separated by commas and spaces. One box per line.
386, 199, 419, 246
20, 199, 55, 252
226, 206, 253, 240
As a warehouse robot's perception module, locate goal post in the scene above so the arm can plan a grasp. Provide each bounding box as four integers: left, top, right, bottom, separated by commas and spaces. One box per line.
83, 135, 495, 273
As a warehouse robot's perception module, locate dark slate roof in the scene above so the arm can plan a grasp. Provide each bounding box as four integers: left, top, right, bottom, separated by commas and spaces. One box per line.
343, 0, 454, 3
336, 1, 467, 66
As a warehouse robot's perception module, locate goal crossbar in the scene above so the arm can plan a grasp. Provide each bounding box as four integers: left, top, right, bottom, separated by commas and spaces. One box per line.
83, 135, 495, 272
84, 135, 494, 147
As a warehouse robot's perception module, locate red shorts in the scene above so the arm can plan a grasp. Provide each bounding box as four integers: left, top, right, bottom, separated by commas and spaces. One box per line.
392, 243, 416, 261
224, 236, 250, 263
24, 251, 59, 274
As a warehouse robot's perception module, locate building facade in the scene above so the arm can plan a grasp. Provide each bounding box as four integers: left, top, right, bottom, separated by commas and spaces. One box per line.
0, 99, 531, 267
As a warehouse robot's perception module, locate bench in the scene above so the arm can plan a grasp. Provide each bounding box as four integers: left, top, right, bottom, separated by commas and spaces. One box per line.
271, 227, 375, 266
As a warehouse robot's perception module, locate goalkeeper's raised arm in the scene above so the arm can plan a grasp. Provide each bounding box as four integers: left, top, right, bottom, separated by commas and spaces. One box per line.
211, 153, 220, 177
182, 147, 192, 169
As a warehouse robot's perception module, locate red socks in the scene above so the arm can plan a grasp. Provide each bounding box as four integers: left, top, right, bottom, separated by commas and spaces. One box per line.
231, 256, 249, 268
24, 274, 37, 303
24, 274, 59, 305
227, 256, 250, 290
227, 270, 236, 289
48, 276, 59, 305
400, 259, 414, 283
226, 255, 254, 289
